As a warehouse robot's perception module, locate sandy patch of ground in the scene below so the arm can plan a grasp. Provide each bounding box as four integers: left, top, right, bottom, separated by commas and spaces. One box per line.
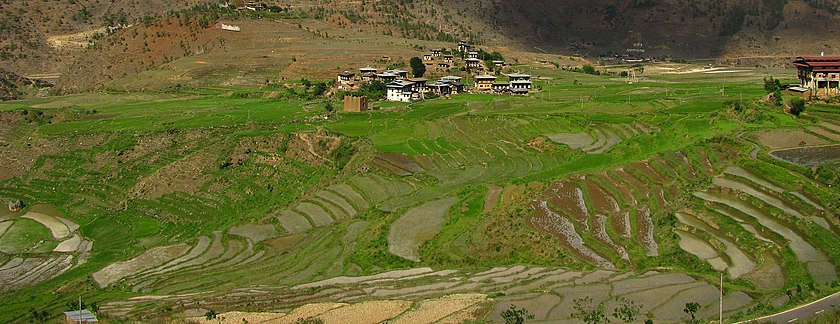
315, 300, 412, 324
188, 311, 286, 323
92, 244, 190, 288
752, 129, 829, 149
228, 224, 278, 243
393, 294, 487, 324
388, 197, 458, 262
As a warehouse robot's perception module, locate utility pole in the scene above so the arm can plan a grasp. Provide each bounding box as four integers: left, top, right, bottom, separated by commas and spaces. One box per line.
720, 273, 723, 324
79, 295, 82, 324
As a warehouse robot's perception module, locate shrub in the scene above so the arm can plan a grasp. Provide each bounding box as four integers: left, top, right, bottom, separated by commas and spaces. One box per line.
789, 97, 805, 116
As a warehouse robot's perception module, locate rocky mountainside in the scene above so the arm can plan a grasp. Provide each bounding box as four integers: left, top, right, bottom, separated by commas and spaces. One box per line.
2, 0, 839, 95
447, 0, 840, 58
0, 0, 214, 76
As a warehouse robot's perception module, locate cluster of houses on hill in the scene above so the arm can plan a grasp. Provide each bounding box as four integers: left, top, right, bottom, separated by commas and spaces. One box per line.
337, 67, 532, 102
336, 41, 532, 103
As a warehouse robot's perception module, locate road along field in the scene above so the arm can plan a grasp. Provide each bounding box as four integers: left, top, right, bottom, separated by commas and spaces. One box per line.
0, 64, 838, 322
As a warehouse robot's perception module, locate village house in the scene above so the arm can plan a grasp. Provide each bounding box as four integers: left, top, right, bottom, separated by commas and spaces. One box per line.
441, 76, 462, 83
384, 69, 409, 79
336, 71, 355, 89
439, 76, 465, 93
508, 73, 532, 94
466, 58, 482, 69
793, 55, 840, 97
492, 82, 510, 93
492, 60, 505, 68
359, 67, 378, 82
443, 54, 454, 63
376, 72, 398, 83
386, 80, 415, 102
423, 53, 433, 61
474, 74, 496, 92
467, 51, 479, 59
458, 41, 472, 53
428, 82, 452, 96
408, 78, 428, 94
431, 48, 443, 57
436, 62, 451, 71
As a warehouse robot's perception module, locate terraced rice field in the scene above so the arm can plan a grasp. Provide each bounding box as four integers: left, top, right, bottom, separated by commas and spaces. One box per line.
1, 66, 838, 323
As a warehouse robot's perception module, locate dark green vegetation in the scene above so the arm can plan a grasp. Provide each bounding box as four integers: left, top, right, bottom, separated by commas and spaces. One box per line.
0, 66, 838, 322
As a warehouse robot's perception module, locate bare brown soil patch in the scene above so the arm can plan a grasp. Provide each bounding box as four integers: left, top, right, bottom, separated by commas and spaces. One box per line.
753, 129, 829, 149
544, 181, 589, 223
285, 130, 341, 167
129, 151, 215, 199
583, 179, 619, 214
529, 201, 614, 269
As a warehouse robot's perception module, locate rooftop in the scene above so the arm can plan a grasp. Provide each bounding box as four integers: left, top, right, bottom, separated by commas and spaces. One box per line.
475, 74, 497, 80
507, 73, 531, 78
387, 80, 414, 87
64, 310, 98, 322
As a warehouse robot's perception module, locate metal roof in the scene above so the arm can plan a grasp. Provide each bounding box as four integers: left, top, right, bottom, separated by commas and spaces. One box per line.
64, 310, 98, 322
387, 80, 414, 87
507, 73, 531, 78
475, 74, 497, 79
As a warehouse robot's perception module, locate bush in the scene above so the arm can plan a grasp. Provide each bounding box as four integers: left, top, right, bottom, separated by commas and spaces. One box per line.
789, 97, 805, 116
764, 76, 783, 93
583, 64, 598, 75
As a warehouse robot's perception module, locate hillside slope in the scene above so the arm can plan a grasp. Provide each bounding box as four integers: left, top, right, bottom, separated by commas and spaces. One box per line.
447, 0, 840, 58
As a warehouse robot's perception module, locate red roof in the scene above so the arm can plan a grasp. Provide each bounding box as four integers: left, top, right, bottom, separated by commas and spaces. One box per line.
798, 56, 840, 61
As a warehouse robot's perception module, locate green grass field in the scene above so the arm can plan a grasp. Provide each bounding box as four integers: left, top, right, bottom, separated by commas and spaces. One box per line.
0, 65, 838, 322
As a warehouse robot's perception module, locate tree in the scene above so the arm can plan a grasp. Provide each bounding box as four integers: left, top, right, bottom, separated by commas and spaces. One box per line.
324, 101, 334, 113
205, 310, 218, 321
410, 57, 426, 77
790, 97, 806, 116
683, 302, 701, 323
500, 304, 534, 324
572, 297, 608, 324
612, 297, 642, 322
583, 64, 598, 75
764, 76, 783, 93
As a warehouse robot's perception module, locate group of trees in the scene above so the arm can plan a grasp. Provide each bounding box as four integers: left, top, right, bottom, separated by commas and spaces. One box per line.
764, 76, 805, 116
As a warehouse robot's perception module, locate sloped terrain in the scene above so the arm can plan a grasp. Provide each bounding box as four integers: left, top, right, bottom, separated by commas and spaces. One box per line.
0, 62, 838, 323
